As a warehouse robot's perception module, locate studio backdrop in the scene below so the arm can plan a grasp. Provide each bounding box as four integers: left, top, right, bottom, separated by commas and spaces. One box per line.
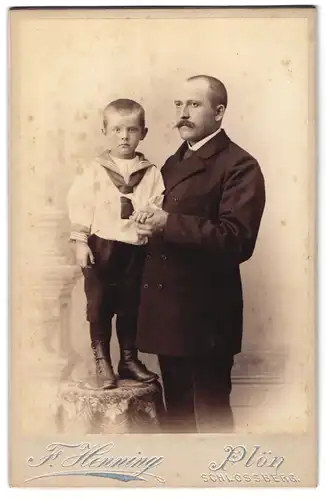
11, 9, 315, 436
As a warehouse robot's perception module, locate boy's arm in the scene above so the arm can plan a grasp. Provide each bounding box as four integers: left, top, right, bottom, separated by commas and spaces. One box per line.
146, 166, 165, 210
131, 166, 165, 224
67, 164, 96, 243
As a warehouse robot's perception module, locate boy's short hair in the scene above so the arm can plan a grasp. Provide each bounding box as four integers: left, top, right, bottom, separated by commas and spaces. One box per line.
103, 99, 146, 129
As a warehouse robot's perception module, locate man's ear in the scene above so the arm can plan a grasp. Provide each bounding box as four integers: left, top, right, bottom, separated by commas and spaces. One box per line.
140, 127, 148, 140
101, 124, 107, 136
215, 105, 225, 123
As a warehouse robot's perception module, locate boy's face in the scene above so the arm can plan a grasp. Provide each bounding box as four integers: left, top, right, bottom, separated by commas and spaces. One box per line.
103, 109, 147, 159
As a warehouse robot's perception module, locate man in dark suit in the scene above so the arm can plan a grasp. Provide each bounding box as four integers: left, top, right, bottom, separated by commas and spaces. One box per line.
130, 75, 266, 433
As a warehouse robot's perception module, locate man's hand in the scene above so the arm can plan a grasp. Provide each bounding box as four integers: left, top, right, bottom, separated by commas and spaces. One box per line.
75, 240, 95, 268
130, 210, 169, 237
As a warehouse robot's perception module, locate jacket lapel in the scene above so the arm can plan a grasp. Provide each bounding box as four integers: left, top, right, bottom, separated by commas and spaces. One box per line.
163, 129, 230, 194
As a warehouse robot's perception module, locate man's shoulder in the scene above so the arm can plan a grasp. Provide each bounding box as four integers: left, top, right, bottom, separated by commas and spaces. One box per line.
162, 149, 181, 169
222, 139, 264, 184
225, 138, 260, 167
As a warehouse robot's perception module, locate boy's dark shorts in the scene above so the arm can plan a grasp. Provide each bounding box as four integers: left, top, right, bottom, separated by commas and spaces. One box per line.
82, 234, 146, 323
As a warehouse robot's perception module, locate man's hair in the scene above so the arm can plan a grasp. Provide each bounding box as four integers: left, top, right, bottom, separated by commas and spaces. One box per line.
187, 75, 228, 108
103, 98, 145, 129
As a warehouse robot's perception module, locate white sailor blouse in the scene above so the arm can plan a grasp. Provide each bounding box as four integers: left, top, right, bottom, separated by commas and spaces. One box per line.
67, 150, 165, 245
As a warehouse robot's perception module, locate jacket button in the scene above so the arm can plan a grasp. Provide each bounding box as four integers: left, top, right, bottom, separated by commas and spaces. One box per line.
157, 283, 163, 290
173, 196, 179, 202
161, 254, 167, 261
143, 284, 149, 289
146, 253, 151, 259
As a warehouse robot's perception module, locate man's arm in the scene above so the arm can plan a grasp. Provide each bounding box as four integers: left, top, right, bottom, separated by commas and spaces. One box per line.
163, 157, 265, 264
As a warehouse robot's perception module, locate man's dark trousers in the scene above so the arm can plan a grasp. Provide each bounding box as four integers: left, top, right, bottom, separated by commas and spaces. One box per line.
158, 349, 234, 433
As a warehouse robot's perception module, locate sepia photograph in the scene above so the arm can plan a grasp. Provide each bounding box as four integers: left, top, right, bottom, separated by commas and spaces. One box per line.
9, 6, 316, 487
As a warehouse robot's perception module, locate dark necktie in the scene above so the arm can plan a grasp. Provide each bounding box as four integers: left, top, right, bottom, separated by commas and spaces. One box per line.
103, 167, 148, 219
183, 147, 195, 160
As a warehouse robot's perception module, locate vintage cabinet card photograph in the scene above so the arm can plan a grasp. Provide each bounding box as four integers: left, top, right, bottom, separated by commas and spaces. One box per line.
9, 6, 317, 488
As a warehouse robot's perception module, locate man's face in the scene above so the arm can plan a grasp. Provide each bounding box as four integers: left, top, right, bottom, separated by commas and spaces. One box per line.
103, 109, 147, 159
174, 79, 224, 145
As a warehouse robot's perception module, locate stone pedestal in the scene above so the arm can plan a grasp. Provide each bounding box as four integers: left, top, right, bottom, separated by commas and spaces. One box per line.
57, 379, 165, 434
19, 208, 82, 434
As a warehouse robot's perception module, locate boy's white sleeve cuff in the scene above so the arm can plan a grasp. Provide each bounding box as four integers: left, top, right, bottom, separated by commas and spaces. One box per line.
70, 231, 89, 243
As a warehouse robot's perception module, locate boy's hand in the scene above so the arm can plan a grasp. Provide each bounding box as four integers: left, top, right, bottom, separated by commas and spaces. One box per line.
130, 211, 154, 224
75, 241, 95, 268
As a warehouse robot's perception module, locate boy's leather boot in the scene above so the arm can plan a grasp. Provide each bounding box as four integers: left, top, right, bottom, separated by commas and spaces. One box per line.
118, 347, 158, 383
116, 324, 158, 383
91, 340, 117, 390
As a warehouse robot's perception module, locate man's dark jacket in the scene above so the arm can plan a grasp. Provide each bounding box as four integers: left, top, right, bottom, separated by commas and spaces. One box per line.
136, 129, 266, 357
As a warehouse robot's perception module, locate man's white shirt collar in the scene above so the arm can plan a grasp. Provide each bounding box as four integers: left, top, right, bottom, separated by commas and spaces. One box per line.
188, 127, 221, 151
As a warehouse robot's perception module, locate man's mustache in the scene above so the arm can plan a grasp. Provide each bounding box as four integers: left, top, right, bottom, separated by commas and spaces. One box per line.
175, 120, 195, 129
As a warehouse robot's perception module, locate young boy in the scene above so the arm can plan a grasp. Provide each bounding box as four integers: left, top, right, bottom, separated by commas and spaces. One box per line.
67, 98, 164, 390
